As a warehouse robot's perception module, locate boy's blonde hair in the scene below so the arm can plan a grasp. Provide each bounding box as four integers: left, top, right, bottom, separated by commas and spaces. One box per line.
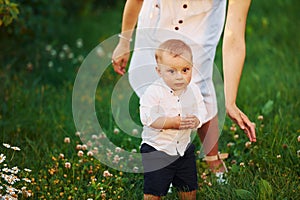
155, 39, 193, 65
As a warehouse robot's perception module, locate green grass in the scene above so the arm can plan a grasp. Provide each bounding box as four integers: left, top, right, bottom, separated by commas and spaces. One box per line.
0, 1, 299, 199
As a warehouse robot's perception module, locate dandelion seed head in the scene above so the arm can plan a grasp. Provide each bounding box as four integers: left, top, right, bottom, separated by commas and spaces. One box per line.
59, 153, 65, 159
131, 149, 137, 153
76, 144, 82, 150
103, 170, 112, 177
87, 151, 93, 157
65, 162, 71, 169
227, 142, 235, 148
99, 132, 106, 139
92, 134, 98, 140
115, 147, 122, 153
86, 141, 92, 147
45, 45, 52, 51
50, 49, 57, 56
113, 128, 120, 134
276, 154, 281, 159
76, 38, 83, 48
82, 144, 88, 151
48, 61, 54, 68
59, 51, 65, 59
62, 44, 70, 52
132, 167, 139, 173
77, 150, 84, 157
257, 115, 264, 121
230, 124, 237, 132
245, 141, 252, 148
68, 52, 74, 59
96, 46, 105, 57
75, 131, 81, 137
64, 137, 70, 143
132, 129, 139, 135
77, 55, 84, 62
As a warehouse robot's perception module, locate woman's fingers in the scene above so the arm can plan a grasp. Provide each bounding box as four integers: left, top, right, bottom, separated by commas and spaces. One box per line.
112, 58, 127, 75
240, 113, 256, 142
227, 105, 256, 142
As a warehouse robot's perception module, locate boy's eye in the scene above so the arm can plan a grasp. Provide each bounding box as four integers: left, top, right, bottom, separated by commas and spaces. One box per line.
168, 69, 174, 73
182, 68, 190, 73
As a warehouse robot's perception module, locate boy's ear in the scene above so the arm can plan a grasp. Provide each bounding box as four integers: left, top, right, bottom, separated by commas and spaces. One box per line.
155, 66, 161, 76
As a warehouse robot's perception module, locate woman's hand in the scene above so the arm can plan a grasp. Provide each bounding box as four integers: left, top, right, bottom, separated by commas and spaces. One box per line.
111, 41, 131, 75
226, 104, 256, 142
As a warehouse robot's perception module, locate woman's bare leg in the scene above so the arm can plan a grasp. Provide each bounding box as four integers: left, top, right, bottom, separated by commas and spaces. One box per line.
197, 115, 225, 172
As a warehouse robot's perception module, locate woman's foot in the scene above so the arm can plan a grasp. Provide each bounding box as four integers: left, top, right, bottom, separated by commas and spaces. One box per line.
203, 153, 228, 184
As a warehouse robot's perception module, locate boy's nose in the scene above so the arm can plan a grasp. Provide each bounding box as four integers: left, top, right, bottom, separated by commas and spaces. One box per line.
175, 71, 183, 79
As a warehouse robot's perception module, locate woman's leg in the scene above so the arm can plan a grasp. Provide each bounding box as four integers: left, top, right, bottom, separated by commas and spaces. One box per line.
197, 115, 226, 172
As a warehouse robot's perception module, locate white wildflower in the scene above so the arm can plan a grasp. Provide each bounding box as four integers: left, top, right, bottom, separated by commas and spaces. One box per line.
103, 170, 112, 177
11, 146, 21, 151
113, 128, 120, 134
3, 143, 10, 148
132, 129, 139, 135
77, 150, 84, 157
65, 162, 71, 169
22, 178, 31, 183
76, 38, 83, 48
115, 147, 122, 153
24, 168, 32, 172
96, 46, 105, 57
0, 153, 6, 163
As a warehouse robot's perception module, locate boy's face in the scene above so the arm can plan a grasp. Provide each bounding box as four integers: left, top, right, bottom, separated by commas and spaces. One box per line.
156, 52, 192, 93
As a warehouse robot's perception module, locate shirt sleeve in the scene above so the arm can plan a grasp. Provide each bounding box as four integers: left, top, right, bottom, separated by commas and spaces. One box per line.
139, 85, 165, 127
190, 84, 207, 128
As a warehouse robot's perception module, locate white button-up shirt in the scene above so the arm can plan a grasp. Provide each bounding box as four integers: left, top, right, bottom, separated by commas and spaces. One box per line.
140, 78, 207, 156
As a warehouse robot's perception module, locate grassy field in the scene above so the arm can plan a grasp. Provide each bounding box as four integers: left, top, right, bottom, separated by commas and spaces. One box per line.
0, 1, 299, 199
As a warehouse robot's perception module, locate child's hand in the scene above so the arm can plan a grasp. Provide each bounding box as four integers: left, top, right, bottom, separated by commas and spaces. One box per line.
179, 115, 200, 130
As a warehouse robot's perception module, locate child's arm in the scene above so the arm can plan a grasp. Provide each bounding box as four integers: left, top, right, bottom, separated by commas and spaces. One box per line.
150, 115, 199, 130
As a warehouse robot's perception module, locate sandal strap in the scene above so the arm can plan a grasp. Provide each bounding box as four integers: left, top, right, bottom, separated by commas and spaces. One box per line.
203, 153, 229, 161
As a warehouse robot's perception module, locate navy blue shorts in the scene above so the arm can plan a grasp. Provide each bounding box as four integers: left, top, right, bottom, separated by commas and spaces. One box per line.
140, 143, 198, 196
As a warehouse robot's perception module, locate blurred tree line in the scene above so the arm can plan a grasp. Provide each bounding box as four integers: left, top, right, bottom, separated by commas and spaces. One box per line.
0, 0, 122, 69
0, 0, 120, 41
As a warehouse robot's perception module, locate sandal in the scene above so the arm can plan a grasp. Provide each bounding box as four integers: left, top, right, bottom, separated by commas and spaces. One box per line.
203, 152, 229, 184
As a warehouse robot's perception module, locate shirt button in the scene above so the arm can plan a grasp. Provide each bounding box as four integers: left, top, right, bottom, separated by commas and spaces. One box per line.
178, 114, 180, 116
177, 141, 179, 144
175, 26, 179, 30
178, 20, 183, 24
183, 4, 188, 9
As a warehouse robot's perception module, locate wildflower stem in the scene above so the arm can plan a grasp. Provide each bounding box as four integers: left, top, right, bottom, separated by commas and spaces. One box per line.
10, 150, 15, 161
